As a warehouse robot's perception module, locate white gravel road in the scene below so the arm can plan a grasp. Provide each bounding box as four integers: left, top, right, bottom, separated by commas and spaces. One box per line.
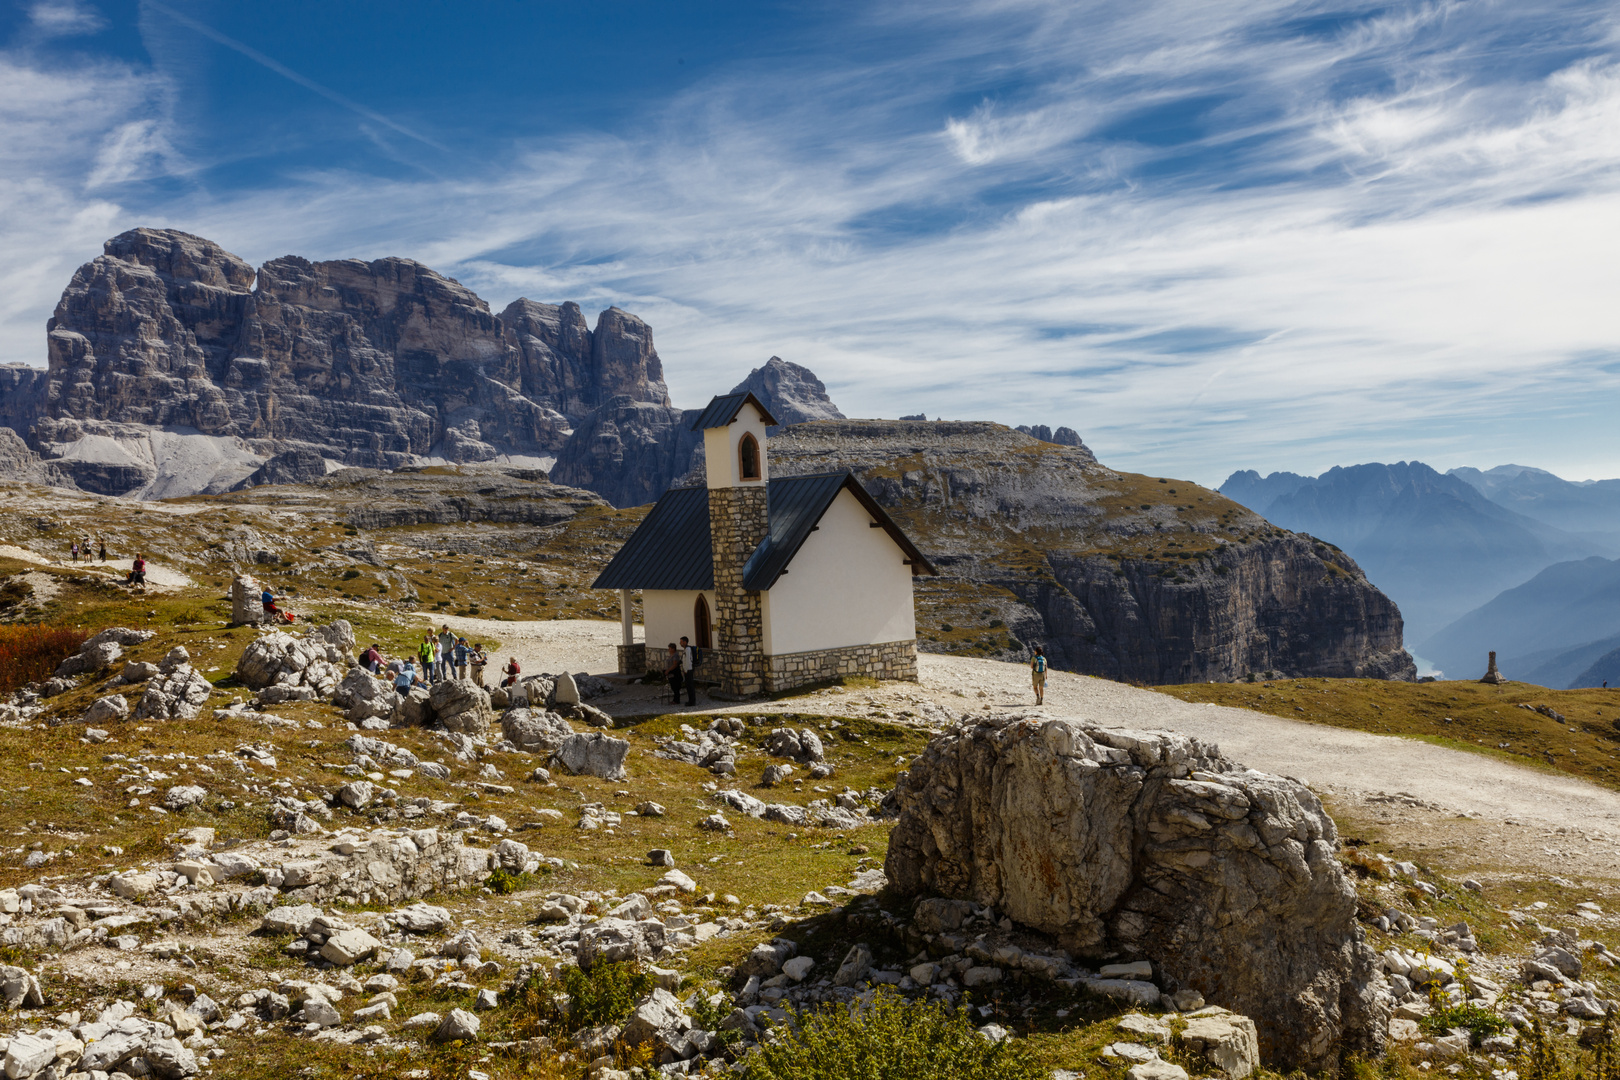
417, 614, 1620, 834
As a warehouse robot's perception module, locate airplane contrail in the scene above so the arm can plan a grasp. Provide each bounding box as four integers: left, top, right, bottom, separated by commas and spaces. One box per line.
145, 1, 448, 153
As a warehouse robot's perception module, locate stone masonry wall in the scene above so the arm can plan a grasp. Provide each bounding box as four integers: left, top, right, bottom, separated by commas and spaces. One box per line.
709, 486, 769, 696
764, 638, 918, 693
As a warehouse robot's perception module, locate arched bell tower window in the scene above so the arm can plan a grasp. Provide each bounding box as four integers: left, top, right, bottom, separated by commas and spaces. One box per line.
738, 432, 761, 480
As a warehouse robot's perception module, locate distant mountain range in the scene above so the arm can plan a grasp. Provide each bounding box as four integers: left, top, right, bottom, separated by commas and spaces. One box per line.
1222, 461, 1620, 686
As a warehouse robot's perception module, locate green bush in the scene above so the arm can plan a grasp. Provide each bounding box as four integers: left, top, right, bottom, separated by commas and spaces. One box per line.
1420, 998, 1506, 1045
740, 991, 1044, 1080
561, 962, 657, 1032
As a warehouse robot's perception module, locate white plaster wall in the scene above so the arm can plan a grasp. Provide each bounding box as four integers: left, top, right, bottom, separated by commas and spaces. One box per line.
704, 401, 770, 488
643, 589, 718, 653
763, 487, 916, 655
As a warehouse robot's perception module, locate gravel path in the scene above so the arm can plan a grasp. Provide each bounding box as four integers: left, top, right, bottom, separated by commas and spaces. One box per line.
417, 615, 1620, 840
0, 543, 195, 590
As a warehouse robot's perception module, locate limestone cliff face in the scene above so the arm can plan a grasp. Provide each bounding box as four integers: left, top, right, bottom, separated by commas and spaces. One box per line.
770, 420, 1414, 683
730, 356, 844, 434
549, 398, 705, 509
8, 228, 671, 493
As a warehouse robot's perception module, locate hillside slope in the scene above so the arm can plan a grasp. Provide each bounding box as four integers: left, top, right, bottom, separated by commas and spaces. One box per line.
773, 420, 1414, 683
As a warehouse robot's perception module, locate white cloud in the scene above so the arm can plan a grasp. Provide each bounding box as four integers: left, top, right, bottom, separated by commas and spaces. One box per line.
28, 0, 106, 37
2, 0, 1618, 485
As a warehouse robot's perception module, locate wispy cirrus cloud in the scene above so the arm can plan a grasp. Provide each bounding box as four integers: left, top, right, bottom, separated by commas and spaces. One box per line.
2, 0, 1618, 483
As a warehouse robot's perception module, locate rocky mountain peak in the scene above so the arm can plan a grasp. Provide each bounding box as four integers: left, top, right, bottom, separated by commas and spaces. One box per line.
1, 229, 676, 496
731, 356, 844, 433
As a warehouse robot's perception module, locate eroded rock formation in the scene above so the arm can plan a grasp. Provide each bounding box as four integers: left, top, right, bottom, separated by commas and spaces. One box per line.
770, 419, 1414, 683
885, 713, 1388, 1070
3, 228, 671, 495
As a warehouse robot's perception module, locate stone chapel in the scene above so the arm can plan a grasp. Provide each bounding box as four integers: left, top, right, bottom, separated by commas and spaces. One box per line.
594, 391, 935, 695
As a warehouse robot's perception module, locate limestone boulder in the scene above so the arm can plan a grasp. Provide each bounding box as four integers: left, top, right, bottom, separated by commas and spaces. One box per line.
554, 732, 630, 781
234, 622, 353, 698
763, 727, 824, 763
884, 713, 1387, 1072
431, 679, 492, 734
501, 708, 575, 754
334, 668, 398, 723
230, 576, 263, 625
82, 694, 130, 725
134, 665, 213, 721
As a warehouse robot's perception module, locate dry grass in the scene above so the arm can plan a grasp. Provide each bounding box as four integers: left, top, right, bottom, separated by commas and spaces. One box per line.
0, 623, 89, 692
1159, 676, 1620, 791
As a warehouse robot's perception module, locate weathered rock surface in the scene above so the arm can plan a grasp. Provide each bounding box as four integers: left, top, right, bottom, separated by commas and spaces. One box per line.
501, 708, 574, 753
770, 420, 1415, 683
3, 228, 671, 494
884, 713, 1388, 1070
730, 356, 845, 435
549, 397, 704, 509
429, 679, 492, 734
133, 666, 213, 721
554, 733, 630, 780
234, 621, 354, 699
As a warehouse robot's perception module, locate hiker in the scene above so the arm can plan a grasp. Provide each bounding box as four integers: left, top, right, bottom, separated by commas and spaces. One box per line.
394, 659, 421, 692
663, 643, 682, 705
1031, 646, 1048, 705
453, 637, 470, 680
128, 554, 147, 589
437, 625, 456, 681
679, 635, 699, 706
502, 657, 522, 688
97, 537, 107, 562
70, 542, 79, 562
417, 634, 435, 683
361, 643, 383, 673
470, 643, 488, 686
261, 586, 279, 623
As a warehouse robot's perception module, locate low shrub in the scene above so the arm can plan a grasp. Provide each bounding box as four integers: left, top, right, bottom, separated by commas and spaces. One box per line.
1420, 998, 1506, 1044
511, 962, 657, 1037
0, 624, 89, 693
739, 991, 1045, 1080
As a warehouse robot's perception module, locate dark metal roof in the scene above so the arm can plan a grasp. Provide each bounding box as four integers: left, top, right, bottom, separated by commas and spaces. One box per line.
592, 486, 714, 591
744, 472, 938, 590
690, 391, 780, 431
593, 471, 937, 592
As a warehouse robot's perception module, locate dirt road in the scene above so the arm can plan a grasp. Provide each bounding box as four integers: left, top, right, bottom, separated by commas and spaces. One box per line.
419, 614, 1620, 877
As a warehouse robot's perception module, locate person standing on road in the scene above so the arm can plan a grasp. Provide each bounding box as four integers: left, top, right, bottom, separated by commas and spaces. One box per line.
437, 625, 456, 682
1030, 647, 1048, 706
663, 643, 682, 705
679, 635, 699, 706
97, 537, 107, 562
470, 643, 488, 686
417, 633, 435, 683
453, 637, 470, 680
502, 656, 522, 688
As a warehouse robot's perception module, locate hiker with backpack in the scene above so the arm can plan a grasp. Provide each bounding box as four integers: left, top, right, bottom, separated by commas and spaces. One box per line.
679, 635, 701, 705
502, 657, 522, 688
1031, 646, 1048, 705
470, 643, 488, 686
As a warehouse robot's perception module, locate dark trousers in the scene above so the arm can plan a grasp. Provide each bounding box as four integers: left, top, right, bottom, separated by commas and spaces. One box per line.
683, 669, 698, 705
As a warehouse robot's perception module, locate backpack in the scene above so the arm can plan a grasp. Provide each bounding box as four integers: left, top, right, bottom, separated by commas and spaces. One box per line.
689, 645, 703, 668
1033, 655, 1046, 674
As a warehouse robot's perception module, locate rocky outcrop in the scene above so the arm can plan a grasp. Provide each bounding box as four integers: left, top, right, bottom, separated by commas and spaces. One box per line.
1, 228, 672, 495
0, 365, 46, 440
1015, 424, 1083, 447
549, 398, 704, 508
884, 713, 1388, 1070
770, 419, 1414, 683
731, 356, 844, 434
233, 448, 328, 490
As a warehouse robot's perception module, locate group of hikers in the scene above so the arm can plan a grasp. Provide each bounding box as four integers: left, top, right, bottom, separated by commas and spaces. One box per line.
62, 536, 150, 590
352, 625, 520, 693
68, 535, 108, 563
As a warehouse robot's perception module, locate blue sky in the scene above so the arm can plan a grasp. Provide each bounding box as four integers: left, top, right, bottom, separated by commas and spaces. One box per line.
2, 0, 1618, 484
